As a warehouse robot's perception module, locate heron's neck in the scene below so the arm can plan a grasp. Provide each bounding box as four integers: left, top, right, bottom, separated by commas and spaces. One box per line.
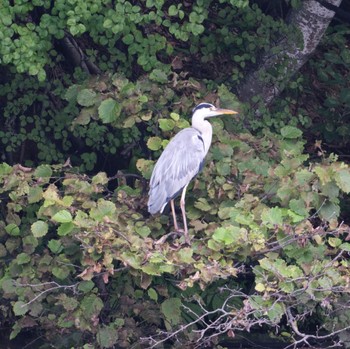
192, 116, 213, 155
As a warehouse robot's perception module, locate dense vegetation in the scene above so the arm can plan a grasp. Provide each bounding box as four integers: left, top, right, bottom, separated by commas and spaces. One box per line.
1, 0, 350, 348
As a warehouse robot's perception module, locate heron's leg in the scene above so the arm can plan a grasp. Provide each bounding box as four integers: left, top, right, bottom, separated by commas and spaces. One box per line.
170, 199, 179, 231
180, 185, 190, 244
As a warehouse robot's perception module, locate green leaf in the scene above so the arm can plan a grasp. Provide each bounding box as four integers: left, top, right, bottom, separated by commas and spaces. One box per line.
212, 226, 240, 245
62, 195, 74, 207
73, 107, 94, 125
334, 169, 350, 193
90, 199, 116, 220
267, 302, 284, 322
78, 280, 95, 293
194, 198, 212, 212
314, 166, 332, 184
149, 69, 168, 84
98, 98, 121, 124
57, 222, 74, 236
295, 169, 314, 185
328, 237, 341, 247
28, 186, 43, 203
81, 294, 104, 318
281, 126, 302, 139
340, 242, 350, 252
52, 266, 70, 279
168, 4, 177, 16
16, 252, 31, 265
97, 325, 118, 348
77, 89, 97, 107
0, 244, 7, 258
122, 33, 134, 44
148, 288, 158, 301
261, 207, 283, 227
177, 247, 194, 263
147, 136, 163, 151
135, 225, 151, 237
64, 84, 79, 101
170, 112, 179, 121
34, 164, 52, 178
31, 221, 48, 238
255, 282, 265, 292
48, 239, 63, 254
92, 172, 109, 185
5, 223, 20, 236
2, 279, 15, 294
52, 210, 73, 223
103, 18, 113, 29
158, 118, 175, 131
161, 298, 182, 326
13, 301, 29, 316
319, 201, 339, 221
289, 199, 308, 217
0, 163, 12, 175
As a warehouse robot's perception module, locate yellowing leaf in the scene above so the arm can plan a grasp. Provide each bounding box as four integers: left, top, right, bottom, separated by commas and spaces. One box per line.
334, 169, 350, 193
328, 237, 341, 248
136, 158, 154, 179
170, 112, 179, 121
43, 184, 60, 207
314, 166, 332, 184
92, 172, 109, 185
147, 136, 163, 151
255, 283, 265, 292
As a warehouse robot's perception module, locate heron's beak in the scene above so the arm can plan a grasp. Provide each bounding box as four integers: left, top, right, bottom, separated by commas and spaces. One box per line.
208, 107, 239, 117
215, 108, 238, 115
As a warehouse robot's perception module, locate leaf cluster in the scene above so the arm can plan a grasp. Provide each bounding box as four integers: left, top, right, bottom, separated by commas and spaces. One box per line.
1, 108, 350, 346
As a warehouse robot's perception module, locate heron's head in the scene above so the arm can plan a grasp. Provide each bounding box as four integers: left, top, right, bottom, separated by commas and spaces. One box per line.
192, 102, 238, 119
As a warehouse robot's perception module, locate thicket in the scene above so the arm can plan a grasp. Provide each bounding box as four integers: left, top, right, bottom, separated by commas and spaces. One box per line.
1, 0, 350, 348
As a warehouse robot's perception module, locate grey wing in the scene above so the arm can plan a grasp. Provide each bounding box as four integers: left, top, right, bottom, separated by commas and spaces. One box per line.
148, 128, 206, 214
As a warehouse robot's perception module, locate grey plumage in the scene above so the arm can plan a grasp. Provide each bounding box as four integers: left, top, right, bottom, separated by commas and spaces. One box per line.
148, 127, 205, 214
148, 102, 238, 243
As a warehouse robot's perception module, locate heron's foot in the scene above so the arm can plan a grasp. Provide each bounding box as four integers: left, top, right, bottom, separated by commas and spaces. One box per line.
154, 229, 192, 245
183, 235, 191, 246
154, 231, 182, 245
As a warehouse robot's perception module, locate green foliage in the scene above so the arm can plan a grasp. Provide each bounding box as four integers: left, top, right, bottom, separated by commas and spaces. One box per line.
1, 113, 350, 346
1, 1, 350, 347
0, 72, 209, 171
0, 0, 284, 80
307, 24, 350, 146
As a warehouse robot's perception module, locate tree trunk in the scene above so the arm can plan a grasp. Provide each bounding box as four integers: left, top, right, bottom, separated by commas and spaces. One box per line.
237, 0, 342, 107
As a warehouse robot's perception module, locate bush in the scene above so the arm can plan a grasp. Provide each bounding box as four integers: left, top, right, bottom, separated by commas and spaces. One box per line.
1, 87, 350, 346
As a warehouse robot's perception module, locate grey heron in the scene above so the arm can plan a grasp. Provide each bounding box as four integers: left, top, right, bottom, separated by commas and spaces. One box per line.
148, 102, 238, 244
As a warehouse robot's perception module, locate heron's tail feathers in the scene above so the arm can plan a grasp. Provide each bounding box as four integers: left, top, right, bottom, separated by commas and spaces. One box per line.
148, 185, 168, 215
